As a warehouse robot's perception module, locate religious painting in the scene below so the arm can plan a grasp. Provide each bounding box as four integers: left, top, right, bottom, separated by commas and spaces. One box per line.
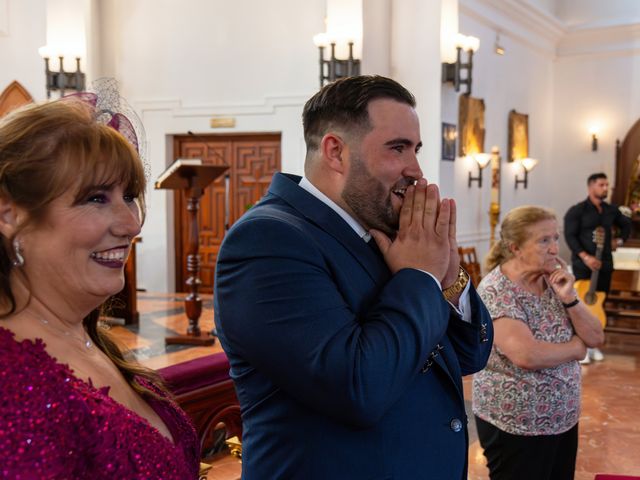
441, 123, 457, 161
508, 109, 529, 162
458, 95, 485, 157
625, 154, 640, 212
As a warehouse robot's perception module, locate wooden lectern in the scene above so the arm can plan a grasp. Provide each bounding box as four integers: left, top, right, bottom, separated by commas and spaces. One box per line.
109, 237, 141, 325
155, 159, 229, 345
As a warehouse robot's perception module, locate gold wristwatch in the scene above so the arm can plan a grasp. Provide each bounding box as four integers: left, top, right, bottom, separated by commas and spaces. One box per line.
443, 267, 470, 301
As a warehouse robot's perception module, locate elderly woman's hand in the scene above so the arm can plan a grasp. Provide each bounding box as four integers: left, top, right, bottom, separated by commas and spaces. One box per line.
547, 257, 577, 304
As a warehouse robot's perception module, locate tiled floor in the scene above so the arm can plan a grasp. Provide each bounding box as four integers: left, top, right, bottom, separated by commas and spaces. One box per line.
111, 293, 640, 480
467, 331, 640, 479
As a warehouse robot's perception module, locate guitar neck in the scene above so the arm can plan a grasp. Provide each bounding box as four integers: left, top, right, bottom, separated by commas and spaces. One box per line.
587, 243, 605, 295
588, 269, 599, 295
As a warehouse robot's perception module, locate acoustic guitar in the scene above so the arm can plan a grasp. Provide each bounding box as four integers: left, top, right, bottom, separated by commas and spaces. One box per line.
574, 226, 607, 327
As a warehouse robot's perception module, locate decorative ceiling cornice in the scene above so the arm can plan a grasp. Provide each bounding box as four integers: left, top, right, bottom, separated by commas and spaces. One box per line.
558, 23, 640, 58
459, 0, 565, 43
459, 0, 640, 59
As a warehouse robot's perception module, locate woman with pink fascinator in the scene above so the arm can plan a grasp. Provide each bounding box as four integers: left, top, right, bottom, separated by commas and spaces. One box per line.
0, 83, 199, 479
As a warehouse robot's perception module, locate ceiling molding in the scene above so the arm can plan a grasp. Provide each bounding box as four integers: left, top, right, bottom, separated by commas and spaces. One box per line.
460, 0, 640, 59
459, 0, 563, 59
460, 0, 565, 43
555, 47, 640, 62
558, 23, 640, 58
133, 94, 310, 119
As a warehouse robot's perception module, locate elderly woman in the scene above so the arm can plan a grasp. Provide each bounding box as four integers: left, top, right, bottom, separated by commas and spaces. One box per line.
472, 206, 604, 480
0, 97, 199, 478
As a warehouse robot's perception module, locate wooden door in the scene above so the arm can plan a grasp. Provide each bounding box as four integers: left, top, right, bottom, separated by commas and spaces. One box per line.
173, 134, 281, 293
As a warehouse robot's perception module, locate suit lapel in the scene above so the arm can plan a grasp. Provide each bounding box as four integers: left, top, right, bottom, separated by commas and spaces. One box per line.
267, 173, 389, 283
267, 174, 464, 399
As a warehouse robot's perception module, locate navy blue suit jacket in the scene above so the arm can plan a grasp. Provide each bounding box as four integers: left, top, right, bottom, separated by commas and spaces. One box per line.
214, 173, 493, 479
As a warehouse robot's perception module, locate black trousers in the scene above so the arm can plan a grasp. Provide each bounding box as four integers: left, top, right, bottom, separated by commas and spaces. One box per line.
475, 415, 578, 480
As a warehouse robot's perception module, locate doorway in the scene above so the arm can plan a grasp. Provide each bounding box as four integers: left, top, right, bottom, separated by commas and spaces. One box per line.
173, 133, 281, 293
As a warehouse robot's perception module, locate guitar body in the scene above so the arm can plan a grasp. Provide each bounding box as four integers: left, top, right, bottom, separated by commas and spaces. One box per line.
574, 279, 607, 327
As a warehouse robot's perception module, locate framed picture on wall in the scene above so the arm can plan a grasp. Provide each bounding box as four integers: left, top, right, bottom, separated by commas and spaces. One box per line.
508, 109, 529, 162
442, 123, 457, 161
458, 95, 486, 157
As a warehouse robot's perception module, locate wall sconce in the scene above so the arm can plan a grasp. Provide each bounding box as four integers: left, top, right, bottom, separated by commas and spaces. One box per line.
442, 34, 480, 95
468, 153, 492, 188
313, 33, 361, 88
39, 47, 85, 98
589, 126, 599, 151
514, 157, 538, 189
494, 33, 505, 55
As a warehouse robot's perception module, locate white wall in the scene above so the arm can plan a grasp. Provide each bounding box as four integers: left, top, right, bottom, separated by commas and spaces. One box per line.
442, 0, 559, 266
447, 0, 640, 269
390, 0, 443, 184
2, 0, 640, 291
99, 0, 324, 104
94, 0, 326, 292
555, 0, 640, 29
552, 31, 640, 222
361, 0, 391, 77
0, 0, 46, 100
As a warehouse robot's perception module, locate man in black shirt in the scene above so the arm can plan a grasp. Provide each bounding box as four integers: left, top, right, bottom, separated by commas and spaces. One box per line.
564, 172, 631, 362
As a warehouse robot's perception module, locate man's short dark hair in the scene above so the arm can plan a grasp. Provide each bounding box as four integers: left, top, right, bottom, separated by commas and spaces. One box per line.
302, 75, 416, 153
587, 172, 607, 185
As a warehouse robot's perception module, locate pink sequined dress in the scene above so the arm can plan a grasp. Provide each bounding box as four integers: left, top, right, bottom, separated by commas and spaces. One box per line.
0, 327, 200, 479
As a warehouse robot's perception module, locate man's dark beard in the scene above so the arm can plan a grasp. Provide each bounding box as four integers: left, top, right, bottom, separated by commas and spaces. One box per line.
341, 155, 411, 236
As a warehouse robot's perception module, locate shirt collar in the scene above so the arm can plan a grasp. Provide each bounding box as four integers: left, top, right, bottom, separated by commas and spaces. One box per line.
299, 177, 371, 242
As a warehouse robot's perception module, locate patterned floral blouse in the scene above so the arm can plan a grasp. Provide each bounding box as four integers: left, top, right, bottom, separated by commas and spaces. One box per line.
0, 326, 200, 479
472, 266, 581, 436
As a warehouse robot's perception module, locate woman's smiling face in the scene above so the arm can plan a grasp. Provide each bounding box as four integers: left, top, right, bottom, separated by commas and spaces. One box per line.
18, 181, 142, 306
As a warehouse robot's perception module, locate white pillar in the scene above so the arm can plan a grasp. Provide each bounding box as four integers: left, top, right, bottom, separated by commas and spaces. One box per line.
390, 0, 443, 184
362, 0, 391, 76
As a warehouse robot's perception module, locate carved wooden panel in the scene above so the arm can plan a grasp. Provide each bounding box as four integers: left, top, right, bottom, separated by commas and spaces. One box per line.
0, 81, 33, 117
173, 134, 281, 293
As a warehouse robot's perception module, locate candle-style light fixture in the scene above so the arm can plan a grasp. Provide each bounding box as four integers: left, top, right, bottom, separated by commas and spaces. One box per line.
468, 153, 492, 188
39, 46, 85, 98
494, 33, 505, 55
442, 34, 480, 95
488, 146, 501, 247
514, 157, 538, 189
314, 33, 361, 88
589, 125, 600, 151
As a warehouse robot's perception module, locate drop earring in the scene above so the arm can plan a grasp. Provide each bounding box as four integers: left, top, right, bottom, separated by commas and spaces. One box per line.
12, 238, 24, 267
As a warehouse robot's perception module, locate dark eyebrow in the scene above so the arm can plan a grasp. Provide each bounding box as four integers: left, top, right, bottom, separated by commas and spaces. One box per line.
384, 138, 423, 152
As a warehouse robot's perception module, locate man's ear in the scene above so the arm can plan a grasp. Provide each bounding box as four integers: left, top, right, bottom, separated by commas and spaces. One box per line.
320, 133, 349, 174
0, 196, 20, 238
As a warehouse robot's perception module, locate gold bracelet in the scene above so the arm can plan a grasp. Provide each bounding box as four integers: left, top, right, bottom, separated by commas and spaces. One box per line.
443, 267, 470, 301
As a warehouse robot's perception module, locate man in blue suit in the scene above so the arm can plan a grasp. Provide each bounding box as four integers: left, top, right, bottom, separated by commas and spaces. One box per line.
214, 75, 493, 479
